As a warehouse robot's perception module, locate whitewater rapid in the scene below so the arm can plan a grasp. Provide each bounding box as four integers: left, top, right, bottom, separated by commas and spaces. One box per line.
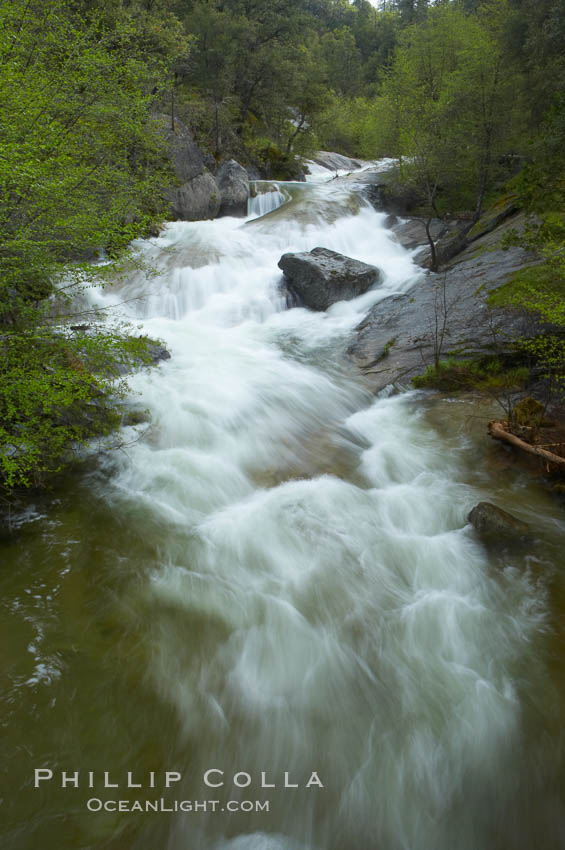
86, 171, 547, 850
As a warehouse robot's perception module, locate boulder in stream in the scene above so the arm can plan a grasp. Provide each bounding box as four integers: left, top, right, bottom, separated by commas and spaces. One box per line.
468, 501, 531, 542
217, 159, 250, 217
169, 171, 220, 221
278, 247, 382, 311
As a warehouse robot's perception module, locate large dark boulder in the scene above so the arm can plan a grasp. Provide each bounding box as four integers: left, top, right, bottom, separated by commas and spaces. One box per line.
467, 502, 530, 541
278, 247, 382, 311
217, 159, 250, 217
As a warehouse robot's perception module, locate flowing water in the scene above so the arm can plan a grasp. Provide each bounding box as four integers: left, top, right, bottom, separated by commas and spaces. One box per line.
2, 167, 565, 850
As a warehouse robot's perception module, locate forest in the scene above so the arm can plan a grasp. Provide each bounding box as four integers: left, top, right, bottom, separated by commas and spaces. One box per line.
1, 0, 564, 493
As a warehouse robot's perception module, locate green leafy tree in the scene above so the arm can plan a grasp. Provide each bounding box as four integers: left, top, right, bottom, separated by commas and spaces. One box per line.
0, 0, 179, 492
380, 2, 521, 233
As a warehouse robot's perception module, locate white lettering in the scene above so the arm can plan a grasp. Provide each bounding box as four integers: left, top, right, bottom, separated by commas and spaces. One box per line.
306, 771, 324, 788
204, 769, 224, 788
260, 772, 275, 788
61, 771, 79, 788
234, 772, 252, 788
165, 771, 181, 788
103, 772, 118, 788
284, 772, 298, 788
34, 769, 53, 787
127, 772, 141, 788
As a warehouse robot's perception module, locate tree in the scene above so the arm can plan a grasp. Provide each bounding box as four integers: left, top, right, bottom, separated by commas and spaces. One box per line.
380, 2, 521, 230
0, 0, 178, 491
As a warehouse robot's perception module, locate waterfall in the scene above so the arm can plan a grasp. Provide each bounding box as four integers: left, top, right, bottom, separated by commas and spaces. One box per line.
247, 183, 288, 219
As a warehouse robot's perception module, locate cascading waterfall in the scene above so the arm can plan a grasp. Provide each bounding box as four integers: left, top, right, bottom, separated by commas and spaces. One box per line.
85, 174, 551, 850
3, 167, 564, 850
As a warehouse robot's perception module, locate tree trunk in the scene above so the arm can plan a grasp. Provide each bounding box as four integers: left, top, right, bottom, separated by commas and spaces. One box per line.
424, 215, 438, 272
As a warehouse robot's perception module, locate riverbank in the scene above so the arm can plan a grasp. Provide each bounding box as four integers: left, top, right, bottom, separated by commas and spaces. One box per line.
337, 165, 565, 487
344, 170, 537, 391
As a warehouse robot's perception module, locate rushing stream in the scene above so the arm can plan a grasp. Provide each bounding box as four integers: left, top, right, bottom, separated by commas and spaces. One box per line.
2, 166, 565, 850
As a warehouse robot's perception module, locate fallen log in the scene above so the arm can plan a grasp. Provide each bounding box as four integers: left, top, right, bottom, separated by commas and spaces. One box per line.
488, 420, 565, 470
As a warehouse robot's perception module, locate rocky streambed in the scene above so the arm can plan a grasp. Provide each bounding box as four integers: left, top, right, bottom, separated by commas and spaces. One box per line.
273, 162, 538, 395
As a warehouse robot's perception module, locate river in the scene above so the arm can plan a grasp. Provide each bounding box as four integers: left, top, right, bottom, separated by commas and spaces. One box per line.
2, 167, 565, 850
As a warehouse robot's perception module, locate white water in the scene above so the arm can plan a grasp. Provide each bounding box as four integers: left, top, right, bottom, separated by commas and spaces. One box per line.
89, 178, 546, 850
248, 183, 288, 218
303, 157, 396, 183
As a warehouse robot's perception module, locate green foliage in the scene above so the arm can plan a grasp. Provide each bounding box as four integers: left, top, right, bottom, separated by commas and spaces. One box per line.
413, 357, 528, 393
487, 213, 565, 403
0, 329, 156, 491
379, 2, 523, 218
177, 0, 403, 162
0, 0, 179, 493
314, 95, 396, 158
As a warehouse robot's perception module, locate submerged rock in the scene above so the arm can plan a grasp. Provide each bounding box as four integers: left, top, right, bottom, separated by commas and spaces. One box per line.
217, 159, 250, 217
278, 247, 381, 312
468, 501, 530, 540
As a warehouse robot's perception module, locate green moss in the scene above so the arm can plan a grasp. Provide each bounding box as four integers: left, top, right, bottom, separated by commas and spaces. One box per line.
511, 396, 545, 427
468, 194, 519, 240
378, 337, 396, 361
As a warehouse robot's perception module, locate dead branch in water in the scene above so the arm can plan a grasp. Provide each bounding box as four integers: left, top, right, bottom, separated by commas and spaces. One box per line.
488, 420, 565, 470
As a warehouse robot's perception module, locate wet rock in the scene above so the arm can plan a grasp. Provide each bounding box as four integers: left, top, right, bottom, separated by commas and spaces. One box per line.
467, 196, 519, 242
312, 151, 364, 172
391, 218, 449, 252
468, 501, 530, 540
217, 159, 250, 217
154, 114, 206, 183
348, 237, 537, 391
203, 153, 217, 174
146, 342, 172, 365
361, 172, 425, 216
152, 114, 221, 221
278, 247, 382, 311
246, 165, 263, 181
417, 224, 472, 270
169, 171, 220, 221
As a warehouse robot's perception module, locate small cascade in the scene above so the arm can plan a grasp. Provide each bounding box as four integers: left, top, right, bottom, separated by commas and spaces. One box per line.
247, 182, 287, 218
